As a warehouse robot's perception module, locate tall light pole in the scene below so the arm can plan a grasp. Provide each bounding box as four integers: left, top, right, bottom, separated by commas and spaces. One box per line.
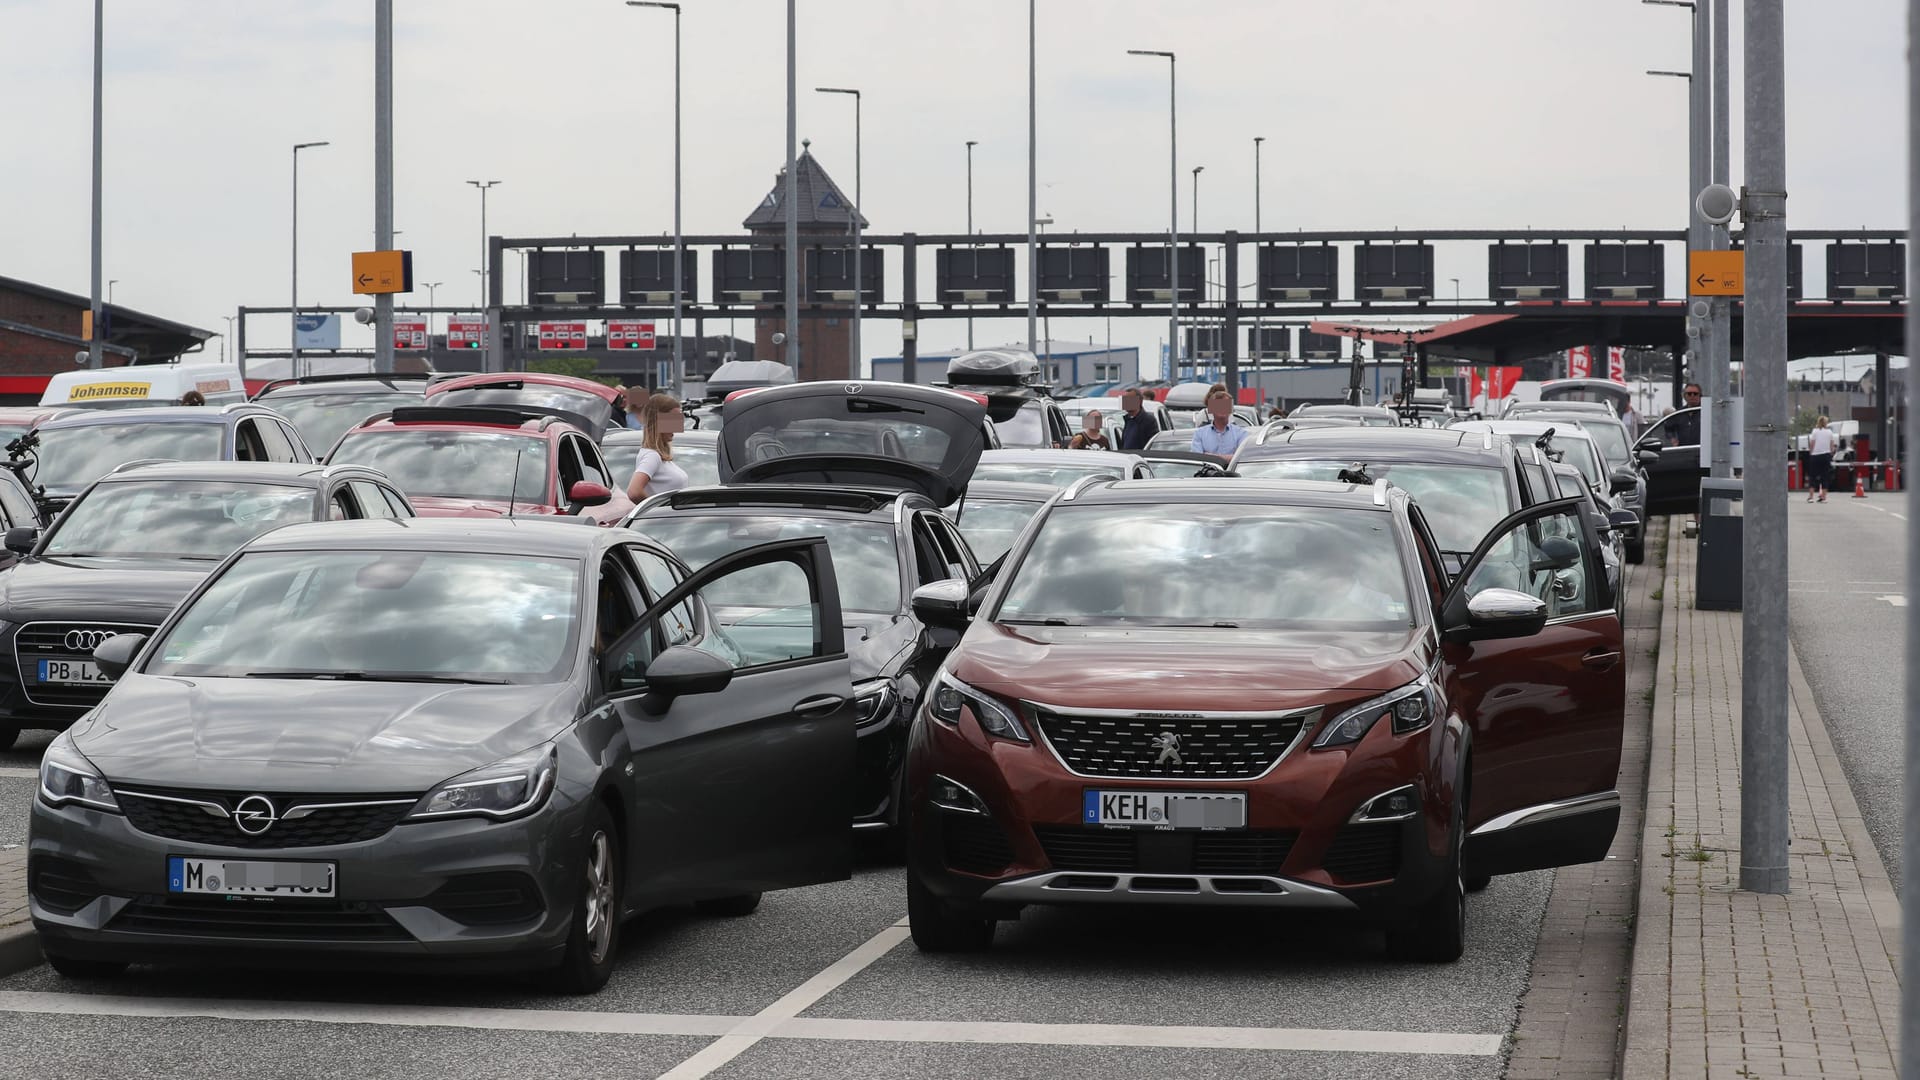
423, 281, 443, 338
1192, 165, 1204, 375
817, 86, 863, 376
1026, 0, 1038, 357
88, 0, 103, 369
1252, 135, 1264, 366
1645, 0, 1711, 427
628, 1, 682, 390
1904, 2, 1920, 1071
966, 138, 977, 350
107, 280, 118, 306
1709, 0, 1733, 475
465, 180, 501, 309
783, 0, 799, 373
373, 0, 395, 375
220, 315, 236, 364
1129, 49, 1177, 381
291, 140, 330, 380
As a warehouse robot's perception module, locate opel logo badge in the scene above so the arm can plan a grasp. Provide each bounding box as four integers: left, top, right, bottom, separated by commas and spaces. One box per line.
232, 795, 278, 836
65, 629, 117, 652
844, 383, 863, 394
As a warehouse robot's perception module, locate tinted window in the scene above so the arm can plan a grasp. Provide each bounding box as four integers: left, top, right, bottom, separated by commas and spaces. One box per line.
350, 481, 398, 519
149, 551, 580, 682
266, 391, 424, 454
997, 504, 1412, 629
254, 418, 298, 463
1578, 422, 1630, 468
32, 422, 225, 490
952, 497, 1046, 562
45, 480, 315, 560
1464, 506, 1601, 619
1230, 458, 1512, 553
605, 440, 719, 488
330, 430, 550, 504
634, 513, 901, 614
972, 460, 1126, 488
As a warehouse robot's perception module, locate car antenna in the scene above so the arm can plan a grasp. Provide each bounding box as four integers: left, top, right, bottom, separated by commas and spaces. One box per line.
1336, 462, 1372, 485
505, 442, 526, 520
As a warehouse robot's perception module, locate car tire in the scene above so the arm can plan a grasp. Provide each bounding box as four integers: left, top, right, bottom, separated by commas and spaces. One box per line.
1386, 822, 1467, 964
1626, 537, 1646, 564
694, 892, 762, 918
548, 803, 622, 995
43, 950, 127, 980
907, 868, 995, 953
1465, 873, 1493, 893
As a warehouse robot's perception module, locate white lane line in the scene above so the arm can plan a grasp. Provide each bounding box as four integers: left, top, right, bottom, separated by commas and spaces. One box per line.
0, 767, 38, 779
657, 922, 912, 1079
1881, 596, 1908, 608
775, 1017, 1501, 1056
1894, 513, 1909, 522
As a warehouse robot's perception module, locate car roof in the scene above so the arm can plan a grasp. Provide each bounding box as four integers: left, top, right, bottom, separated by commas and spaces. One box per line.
345, 408, 567, 439
980, 448, 1144, 465
1240, 426, 1508, 463
959, 479, 1066, 503
37, 406, 254, 430
246, 517, 614, 556
1063, 476, 1396, 512
1455, 419, 1595, 442
427, 371, 618, 400
100, 461, 341, 485
634, 484, 923, 517
255, 375, 431, 398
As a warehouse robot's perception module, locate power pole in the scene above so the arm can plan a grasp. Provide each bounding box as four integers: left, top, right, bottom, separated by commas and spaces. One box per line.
1904, 8, 1920, 1070
372, 0, 396, 375
1709, 0, 1734, 477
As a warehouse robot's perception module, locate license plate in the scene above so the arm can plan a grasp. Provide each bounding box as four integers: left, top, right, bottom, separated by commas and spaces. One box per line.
1083, 790, 1246, 829
36, 659, 110, 684
167, 857, 336, 898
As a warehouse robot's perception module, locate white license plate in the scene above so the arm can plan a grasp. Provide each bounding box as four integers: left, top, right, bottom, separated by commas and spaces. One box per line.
167, 857, 336, 897
1083, 790, 1246, 829
36, 659, 110, 684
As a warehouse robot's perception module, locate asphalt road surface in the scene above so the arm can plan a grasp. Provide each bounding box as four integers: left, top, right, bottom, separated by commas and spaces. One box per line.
1788, 489, 1908, 885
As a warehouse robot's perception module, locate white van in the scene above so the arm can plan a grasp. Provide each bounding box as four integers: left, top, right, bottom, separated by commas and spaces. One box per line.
39, 363, 248, 410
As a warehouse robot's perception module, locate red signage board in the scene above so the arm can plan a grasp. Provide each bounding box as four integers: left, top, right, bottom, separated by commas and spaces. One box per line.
446, 316, 488, 350
607, 319, 657, 350
393, 318, 428, 351
1566, 345, 1592, 379
537, 321, 589, 351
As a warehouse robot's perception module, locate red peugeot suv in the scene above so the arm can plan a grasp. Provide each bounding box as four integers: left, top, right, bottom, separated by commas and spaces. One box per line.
903, 477, 1625, 961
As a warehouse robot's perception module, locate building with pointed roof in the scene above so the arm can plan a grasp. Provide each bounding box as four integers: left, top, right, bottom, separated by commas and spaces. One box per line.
742, 146, 866, 383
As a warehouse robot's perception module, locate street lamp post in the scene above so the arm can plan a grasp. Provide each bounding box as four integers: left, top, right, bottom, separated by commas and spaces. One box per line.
1026, 0, 1037, 358
465, 180, 502, 309
1192, 165, 1204, 380
783, 0, 799, 373
627, 1, 682, 391
88, 0, 103, 369
1128, 49, 1177, 382
291, 140, 330, 380
966, 138, 977, 350
108, 280, 118, 305
221, 315, 236, 364
1645, 0, 1713, 429
817, 86, 863, 376
1252, 135, 1264, 366
423, 281, 443, 338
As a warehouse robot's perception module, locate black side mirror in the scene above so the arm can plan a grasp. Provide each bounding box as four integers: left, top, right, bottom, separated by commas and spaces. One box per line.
635, 644, 734, 715
912, 579, 973, 631
93, 633, 147, 680
1609, 468, 1638, 495
1636, 449, 1661, 466
1607, 508, 1641, 534
1635, 437, 1662, 455
1529, 535, 1582, 574
4, 527, 38, 555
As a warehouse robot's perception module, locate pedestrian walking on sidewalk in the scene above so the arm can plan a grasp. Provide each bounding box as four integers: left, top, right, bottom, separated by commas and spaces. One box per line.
1806, 415, 1836, 503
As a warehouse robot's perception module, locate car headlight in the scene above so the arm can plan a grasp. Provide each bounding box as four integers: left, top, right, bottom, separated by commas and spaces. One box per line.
1313, 674, 1439, 749
407, 745, 557, 822
927, 670, 1030, 743
852, 678, 897, 725
39, 732, 120, 813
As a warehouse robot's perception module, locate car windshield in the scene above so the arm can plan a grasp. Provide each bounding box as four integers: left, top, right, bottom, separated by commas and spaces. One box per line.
264, 391, 422, 454
43, 480, 316, 560
634, 514, 902, 614
147, 550, 580, 683
434, 385, 610, 423
997, 504, 1412, 629
605, 441, 719, 488
972, 460, 1125, 488
31, 422, 225, 490
952, 497, 1046, 562
1578, 422, 1630, 468
1231, 458, 1511, 552
1554, 440, 1603, 486
992, 402, 1050, 447
329, 430, 550, 504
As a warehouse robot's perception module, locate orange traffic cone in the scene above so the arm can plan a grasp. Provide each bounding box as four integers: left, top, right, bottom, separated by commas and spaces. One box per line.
1853, 472, 1868, 499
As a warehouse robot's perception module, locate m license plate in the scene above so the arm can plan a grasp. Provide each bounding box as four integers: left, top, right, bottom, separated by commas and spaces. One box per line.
1083, 790, 1246, 829
167, 857, 336, 898
36, 659, 109, 684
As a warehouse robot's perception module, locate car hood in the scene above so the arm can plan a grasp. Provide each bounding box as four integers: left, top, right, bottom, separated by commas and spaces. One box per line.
948, 622, 1427, 708
71, 674, 576, 793
0, 556, 215, 624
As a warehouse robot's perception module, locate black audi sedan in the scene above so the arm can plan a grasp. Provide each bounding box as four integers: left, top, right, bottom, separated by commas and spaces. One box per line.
626, 380, 989, 839
30, 518, 855, 992
0, 461, 412, 748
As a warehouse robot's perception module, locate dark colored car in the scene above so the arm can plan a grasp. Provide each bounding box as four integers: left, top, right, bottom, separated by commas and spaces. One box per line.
29, 517, 856, 991
327, 406, 631, 524
424, 373, 621, 442
1501, 411, 1650, 563
972, 449, 1153, 487
902, 478, 1625, 960
627, 381, 989, 835
21, 405, 316, 514
602, 429, 720, 491
1288, 404, 1401, 427
1637, 406, 1704, 516
0, 461, 412, 747
1454, 419, 1644, 565
251, 373, 433, 456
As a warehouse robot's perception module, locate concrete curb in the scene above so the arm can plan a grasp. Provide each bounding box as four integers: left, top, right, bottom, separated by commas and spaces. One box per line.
1620, 517, 1679, 1078
0, 923, 38, 979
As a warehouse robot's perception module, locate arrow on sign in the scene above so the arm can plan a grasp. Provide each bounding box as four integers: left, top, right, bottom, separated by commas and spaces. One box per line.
358, 274, 374, 288
1695, 274, 1714, 289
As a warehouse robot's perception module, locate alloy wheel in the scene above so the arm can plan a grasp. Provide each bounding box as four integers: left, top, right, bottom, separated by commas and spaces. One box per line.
583, 830, 615, 965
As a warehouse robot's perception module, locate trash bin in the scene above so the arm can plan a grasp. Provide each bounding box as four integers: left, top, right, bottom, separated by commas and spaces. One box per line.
1696, 477, 1743, 612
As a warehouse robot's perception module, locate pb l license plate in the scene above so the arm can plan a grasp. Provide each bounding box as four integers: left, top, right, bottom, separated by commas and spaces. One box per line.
37, 659, 110, 684
1083, 790, 1246, 829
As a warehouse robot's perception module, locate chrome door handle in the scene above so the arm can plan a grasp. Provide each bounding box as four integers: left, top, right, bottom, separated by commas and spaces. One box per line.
793, 694, 847, 719
1581, 650, 1621, 671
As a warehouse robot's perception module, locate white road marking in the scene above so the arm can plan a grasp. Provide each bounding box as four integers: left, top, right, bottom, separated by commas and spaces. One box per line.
0, 767, 38, 779
1880, 595, 1908, 608
0, 991, 739, 1036
775, 1016, 1501, 1056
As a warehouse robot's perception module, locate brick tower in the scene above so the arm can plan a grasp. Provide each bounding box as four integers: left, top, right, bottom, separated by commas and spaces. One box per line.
742, 144, 867, 383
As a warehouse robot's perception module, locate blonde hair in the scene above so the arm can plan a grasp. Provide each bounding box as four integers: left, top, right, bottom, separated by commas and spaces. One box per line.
641, 393, 681, 460
1816, 415, 1830, 428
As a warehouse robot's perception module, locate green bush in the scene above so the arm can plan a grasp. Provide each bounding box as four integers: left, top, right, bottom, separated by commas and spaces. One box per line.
526, 356, 622, 388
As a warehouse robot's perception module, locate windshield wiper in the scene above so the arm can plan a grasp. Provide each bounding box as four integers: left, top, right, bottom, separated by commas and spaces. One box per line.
999, 617, 1076, 627
242, 671, 509, 685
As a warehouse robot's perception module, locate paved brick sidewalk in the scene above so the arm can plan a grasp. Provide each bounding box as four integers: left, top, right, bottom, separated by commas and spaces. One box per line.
1623, 519, 1903, 1078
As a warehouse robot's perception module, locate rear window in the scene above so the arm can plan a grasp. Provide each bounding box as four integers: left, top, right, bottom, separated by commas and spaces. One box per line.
31, 422, 225, 490
1231, 458, 1511, 553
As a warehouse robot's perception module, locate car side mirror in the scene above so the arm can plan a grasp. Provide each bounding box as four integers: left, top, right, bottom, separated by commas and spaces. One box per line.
1635, 437, 1662, 455
1458, 588, 1550, 640
1636, 449, 1660, 466
634, 644, 733, 714
1608, 467, 1638, 494
93, 633, 147, 680
1606, 508, 1641, 534
4, 527, 38, 556
567, 481, 613, 509
1529, 535, 1582, 574
912, 579, 973, 631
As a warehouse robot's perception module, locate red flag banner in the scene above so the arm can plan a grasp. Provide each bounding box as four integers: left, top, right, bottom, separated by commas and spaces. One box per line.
1566, 346, 1592, 379
1607, 346, 1627, 383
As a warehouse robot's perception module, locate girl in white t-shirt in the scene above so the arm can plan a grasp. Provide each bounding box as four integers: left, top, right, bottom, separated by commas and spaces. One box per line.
626, 392, 690, 502
1805, 415, 1836, 503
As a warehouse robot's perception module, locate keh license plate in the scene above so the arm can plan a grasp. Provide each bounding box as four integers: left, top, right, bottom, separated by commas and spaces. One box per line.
1083, 790, 1246, 829
37, 660, 109, 684
167, 857, 336, 898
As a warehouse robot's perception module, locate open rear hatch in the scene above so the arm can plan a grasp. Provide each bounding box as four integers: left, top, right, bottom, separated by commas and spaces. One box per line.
718, 382, 989, 504
424, 374, 616, 441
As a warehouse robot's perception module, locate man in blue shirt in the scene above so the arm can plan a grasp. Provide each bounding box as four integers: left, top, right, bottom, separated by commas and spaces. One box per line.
1191, 388, 1249, 458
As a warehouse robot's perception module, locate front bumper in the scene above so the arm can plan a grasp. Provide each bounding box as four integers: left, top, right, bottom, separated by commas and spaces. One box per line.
0, 619, 160, 731
29, 789, 583, 971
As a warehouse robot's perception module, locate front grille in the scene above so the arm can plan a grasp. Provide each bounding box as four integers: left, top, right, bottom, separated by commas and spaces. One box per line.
1034, 826, 1297, 875
110, 896, 410, 941
29, 855, 100, 915
941, 815, 1016, 876
117, 787, 418, 850
1031, 708, 1314, 780
15, 621, 157, 708
425, 872, 545, 926
1321, 823, 1402, 883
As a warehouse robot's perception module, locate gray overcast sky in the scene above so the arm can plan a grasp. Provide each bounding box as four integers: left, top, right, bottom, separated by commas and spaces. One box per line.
0, 0, 1906, 373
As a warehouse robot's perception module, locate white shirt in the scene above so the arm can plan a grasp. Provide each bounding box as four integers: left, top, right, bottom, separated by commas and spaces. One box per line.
1191, 421, 1249, 457
1807, 428, 1836, 455
631, 448, 689, 497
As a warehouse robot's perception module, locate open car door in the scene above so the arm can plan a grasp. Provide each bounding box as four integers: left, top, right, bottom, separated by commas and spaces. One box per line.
1638, 407, 1703, 516
604, 537, 854, 901
1438, 497, 1625, 881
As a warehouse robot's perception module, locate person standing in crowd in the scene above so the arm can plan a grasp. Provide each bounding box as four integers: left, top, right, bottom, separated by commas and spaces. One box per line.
625, 393, 688, 502
1191, 387, 1249, 458
1618, 399, 1640, 441
1805, 414, 1837, 503
612, 386, 644, 429
1116, 389, 1155, 451
1068, 410, 1112, 451
1666, 384, 1703, 446
177, 390, 205, 406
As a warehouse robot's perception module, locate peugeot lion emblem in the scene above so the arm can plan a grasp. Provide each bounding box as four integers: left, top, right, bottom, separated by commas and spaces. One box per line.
232, 794, 278, 836
65, 629, 117, 652
1151, 731, 1183, 767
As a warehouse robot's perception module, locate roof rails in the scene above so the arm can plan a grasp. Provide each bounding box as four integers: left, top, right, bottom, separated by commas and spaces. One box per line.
1372, 478, 1392, 507
385, 404, 575, 431
255, 372, 432, 396
1058, 474, 1109, 502
106, 458, 179, 475
656, 486, 892, 514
